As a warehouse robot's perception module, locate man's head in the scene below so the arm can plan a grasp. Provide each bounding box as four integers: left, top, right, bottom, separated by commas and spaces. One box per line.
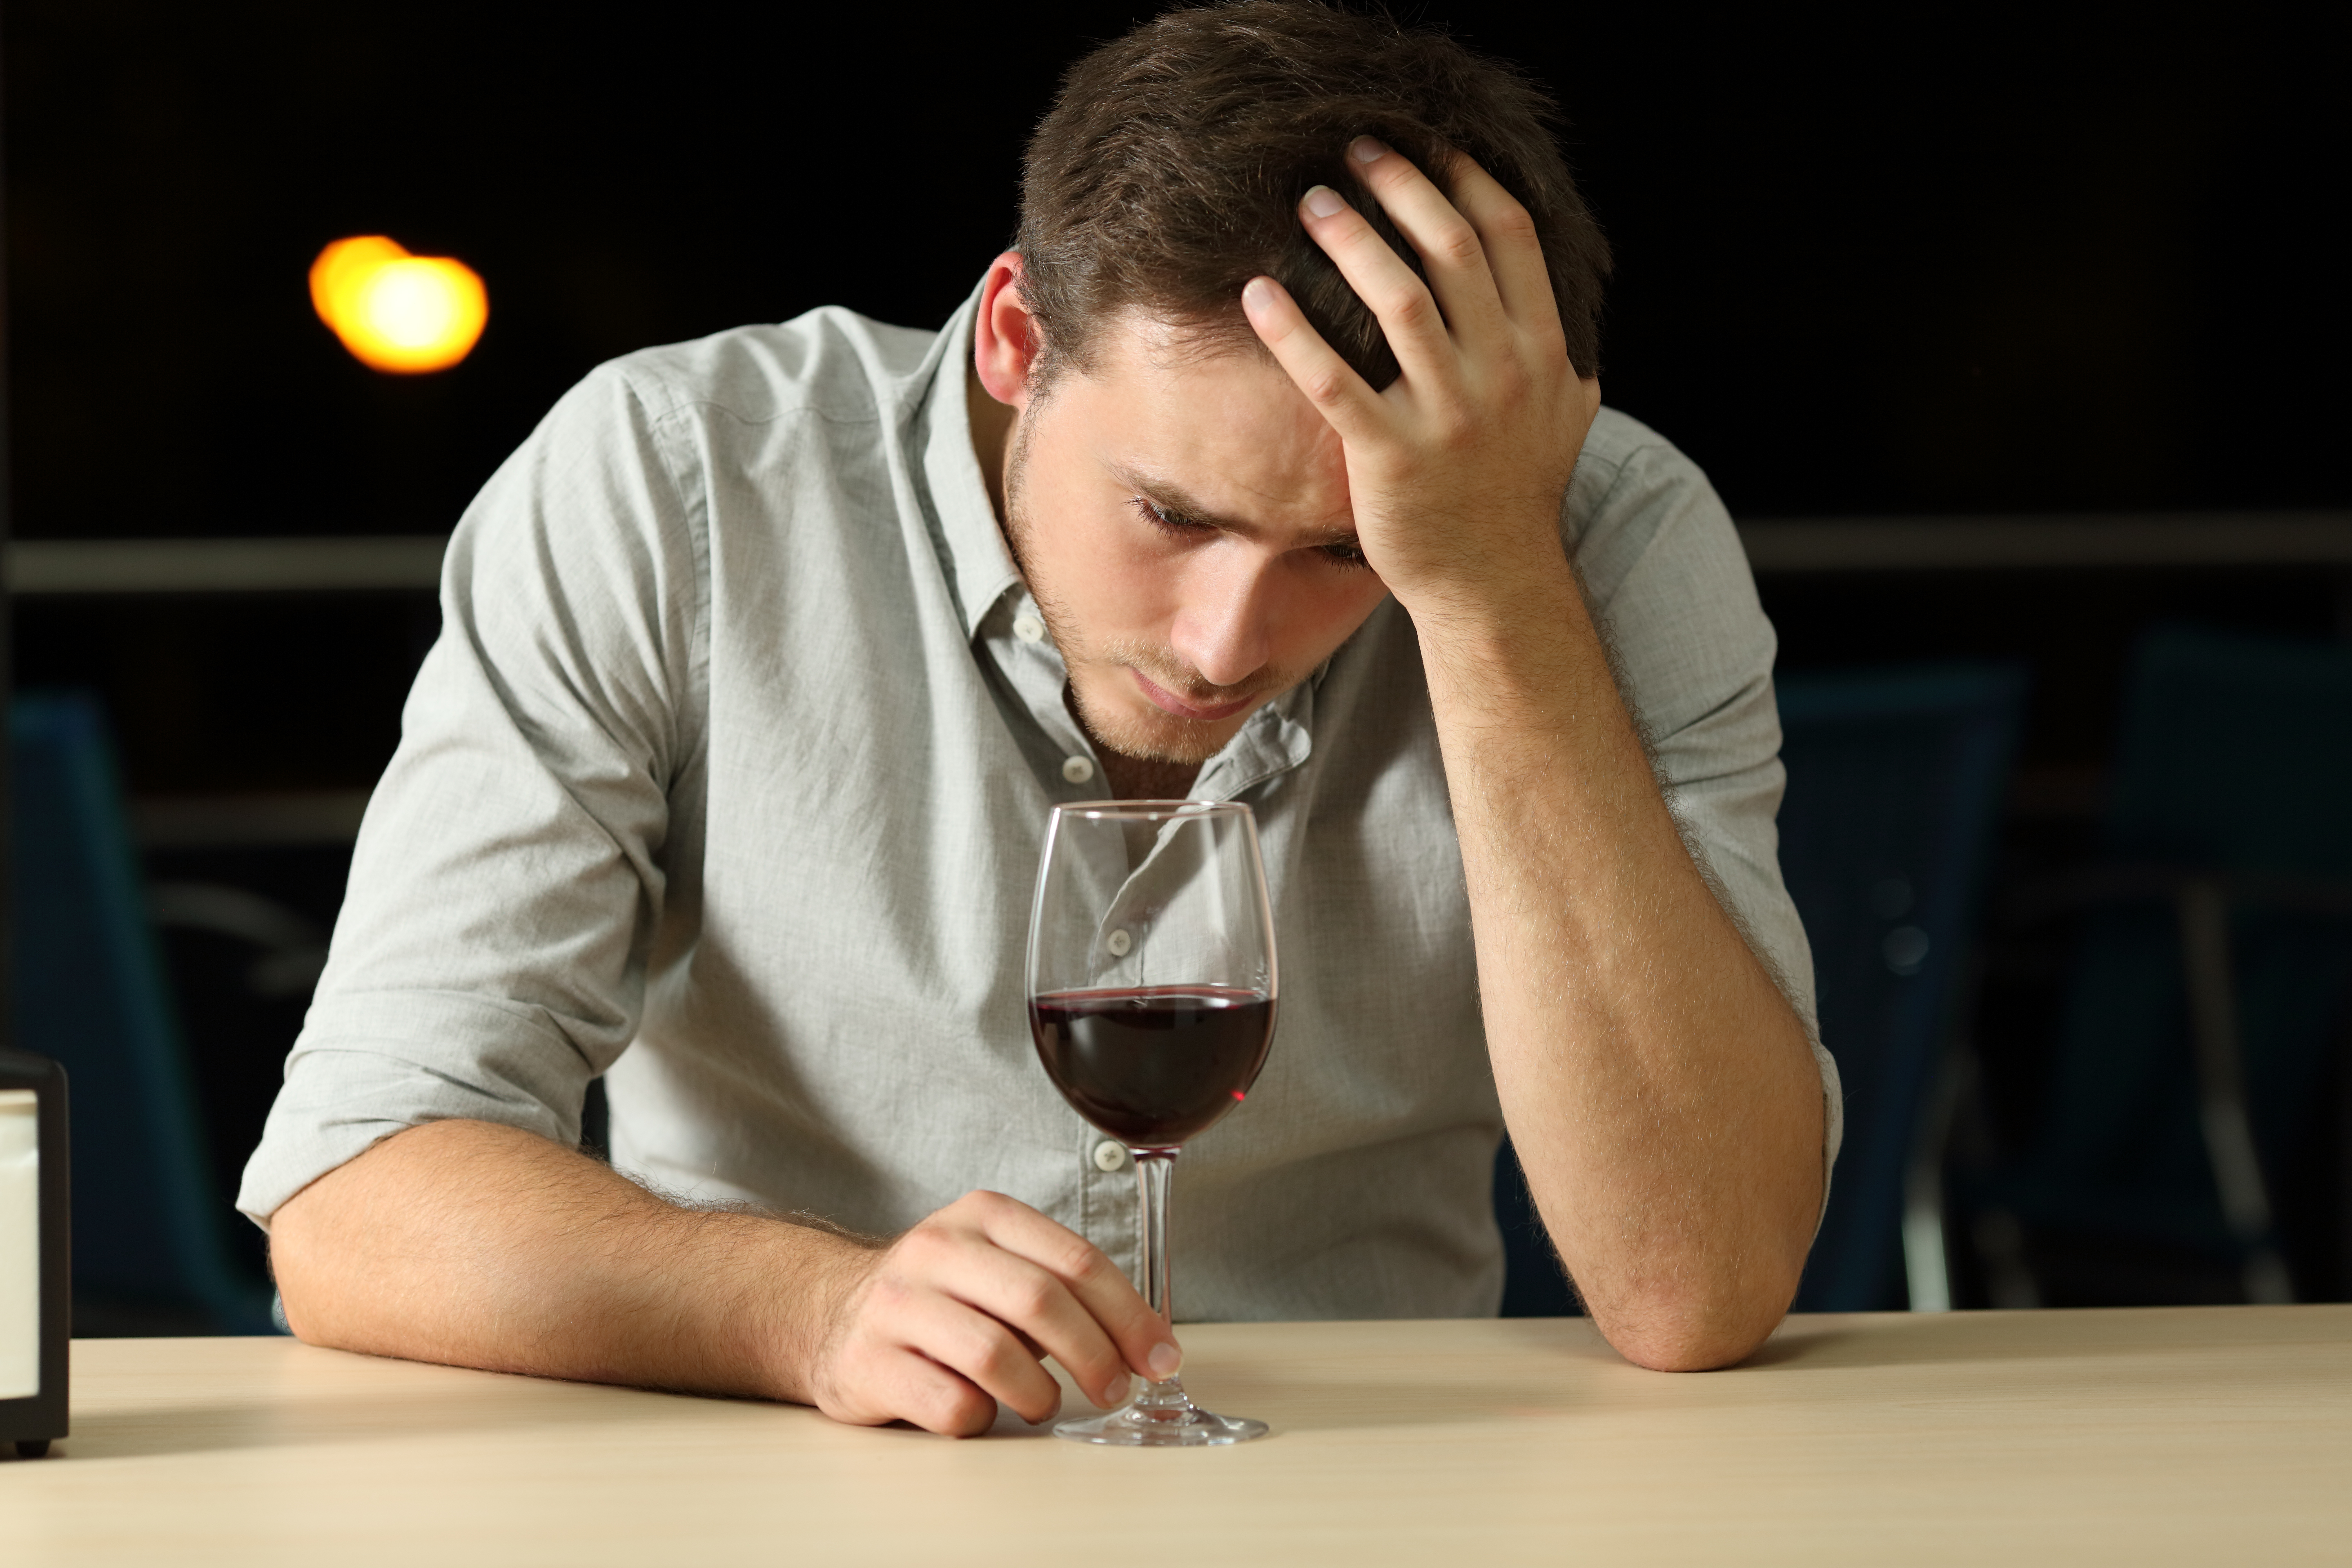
975, 0, 1610, 767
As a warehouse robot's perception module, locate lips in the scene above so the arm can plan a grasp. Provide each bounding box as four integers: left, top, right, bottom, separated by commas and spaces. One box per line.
1130, 668, 1259, 722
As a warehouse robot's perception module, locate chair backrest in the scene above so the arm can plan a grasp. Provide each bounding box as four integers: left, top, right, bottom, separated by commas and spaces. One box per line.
2107, 628, 2352, 880
9, 693, 273, 1333
2025, 629, 2352, 1247
1778, 664, 2025, 1311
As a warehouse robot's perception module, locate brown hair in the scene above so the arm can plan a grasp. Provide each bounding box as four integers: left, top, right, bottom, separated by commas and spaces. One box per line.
1017, 0, 1612, 390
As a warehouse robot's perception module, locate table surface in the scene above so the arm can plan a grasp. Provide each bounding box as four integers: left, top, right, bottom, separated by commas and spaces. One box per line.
5, 1307, 2350, 1566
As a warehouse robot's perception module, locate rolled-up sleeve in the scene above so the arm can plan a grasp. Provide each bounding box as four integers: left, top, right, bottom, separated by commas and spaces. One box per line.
1565, 413, 1846, 1186
237, 364, 705, 1226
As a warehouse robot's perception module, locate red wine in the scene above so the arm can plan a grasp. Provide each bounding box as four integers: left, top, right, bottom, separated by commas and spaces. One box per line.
1030, 985, 1276, 1149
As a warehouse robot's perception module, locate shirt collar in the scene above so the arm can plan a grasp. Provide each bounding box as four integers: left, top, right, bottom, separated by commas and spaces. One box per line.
916, 282, 1026, 641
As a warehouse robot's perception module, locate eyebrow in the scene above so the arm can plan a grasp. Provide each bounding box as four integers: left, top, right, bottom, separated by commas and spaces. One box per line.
1116, 466, 1361, 552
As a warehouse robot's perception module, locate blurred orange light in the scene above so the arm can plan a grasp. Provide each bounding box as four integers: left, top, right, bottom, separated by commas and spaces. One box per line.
309, 236, 488, 373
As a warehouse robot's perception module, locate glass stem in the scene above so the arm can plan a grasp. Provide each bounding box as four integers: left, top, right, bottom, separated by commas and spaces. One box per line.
1130, 1149, 1190, 1410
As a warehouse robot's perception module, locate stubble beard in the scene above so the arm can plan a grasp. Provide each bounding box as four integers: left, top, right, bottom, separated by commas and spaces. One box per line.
999, 418, 1298, 768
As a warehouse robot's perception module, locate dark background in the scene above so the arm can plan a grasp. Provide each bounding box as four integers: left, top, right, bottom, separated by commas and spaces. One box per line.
9, 0, 2350, 1309
11, 2, 2348, 547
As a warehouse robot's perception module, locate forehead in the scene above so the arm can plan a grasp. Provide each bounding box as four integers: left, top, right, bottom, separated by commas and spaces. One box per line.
1056, 313, 1348, 517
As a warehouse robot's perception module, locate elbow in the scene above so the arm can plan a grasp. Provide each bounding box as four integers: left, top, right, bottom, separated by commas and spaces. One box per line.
263, 1196, 334, 1346
1594, 1273, 1800, 1373
1608, 1319, 1779, 1373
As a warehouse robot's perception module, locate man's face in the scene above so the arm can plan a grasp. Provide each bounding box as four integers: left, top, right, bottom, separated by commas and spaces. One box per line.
1000, 317, 1392, 765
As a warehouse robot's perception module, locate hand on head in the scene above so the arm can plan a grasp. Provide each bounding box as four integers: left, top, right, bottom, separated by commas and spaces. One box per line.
1241, 140, 1604, 626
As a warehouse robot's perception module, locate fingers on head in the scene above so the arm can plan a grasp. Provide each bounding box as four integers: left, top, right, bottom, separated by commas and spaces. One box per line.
1358, 155, 1487, 270
1243, 281, 1377, 427
1438, 158, 1559, 333
1321, 195, 1436, 301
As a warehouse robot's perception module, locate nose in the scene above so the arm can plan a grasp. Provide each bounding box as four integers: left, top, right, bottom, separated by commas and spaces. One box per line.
1167, 546, 1276, 690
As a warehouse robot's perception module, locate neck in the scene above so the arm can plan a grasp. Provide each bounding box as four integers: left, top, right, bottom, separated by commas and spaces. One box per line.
1098, 751, 1203, 802
1058, 685, 1202, 800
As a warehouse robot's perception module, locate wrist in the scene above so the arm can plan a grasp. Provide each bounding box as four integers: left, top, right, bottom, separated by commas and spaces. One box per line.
1403, 555, 1594, 678
729, 1216, 883, 1404
1385, 522, 1582, 637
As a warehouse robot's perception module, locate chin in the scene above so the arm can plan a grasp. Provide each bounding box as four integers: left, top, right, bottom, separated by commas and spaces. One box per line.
1100, 713, 1234, 767
1074, 686, 1238, 767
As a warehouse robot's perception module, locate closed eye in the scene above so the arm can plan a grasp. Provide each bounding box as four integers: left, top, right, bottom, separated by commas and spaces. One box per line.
1133, 497, 1214, 538
1131, 497, 1370, 570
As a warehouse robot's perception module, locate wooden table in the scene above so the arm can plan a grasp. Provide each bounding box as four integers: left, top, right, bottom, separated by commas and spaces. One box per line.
6, 1307, 2349, 1565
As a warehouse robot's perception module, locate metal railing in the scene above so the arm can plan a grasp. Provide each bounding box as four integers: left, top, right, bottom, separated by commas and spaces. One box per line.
8, 513, 2350, 593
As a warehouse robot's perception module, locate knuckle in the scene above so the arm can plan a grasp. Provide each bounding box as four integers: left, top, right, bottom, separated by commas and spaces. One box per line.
1301, 368, 1350, 408
865, 1271, 918, 1317
1052, 1237, 1108, 1283
966, 1329, 1016, 1381
892, 1226, 947, 1272
1383, 288, 1436, 333
1011, 1275, 1060, 1325
1432, 221, 1483, 267
924, 1382, 997, 1438
1490, 200, 1539, 245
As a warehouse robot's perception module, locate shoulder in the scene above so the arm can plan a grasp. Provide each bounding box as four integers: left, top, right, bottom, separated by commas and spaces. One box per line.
1560, 407, 1742, 599
572, 307, 946, 438
1557, 406, 1774, 740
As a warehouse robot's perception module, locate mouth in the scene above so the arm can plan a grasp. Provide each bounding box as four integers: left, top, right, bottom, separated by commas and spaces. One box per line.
1129, 667, 1260, 723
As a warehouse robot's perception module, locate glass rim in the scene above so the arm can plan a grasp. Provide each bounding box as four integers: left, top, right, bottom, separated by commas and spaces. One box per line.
1049, 798, 1252, 823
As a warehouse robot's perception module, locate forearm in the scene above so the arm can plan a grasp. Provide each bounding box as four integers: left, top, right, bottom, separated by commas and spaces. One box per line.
268, 1118, 872, 1400
1416, 566, 1823, 1371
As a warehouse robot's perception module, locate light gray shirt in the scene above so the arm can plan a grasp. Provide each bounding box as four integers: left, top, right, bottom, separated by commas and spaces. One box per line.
240, 287, 1841, 1320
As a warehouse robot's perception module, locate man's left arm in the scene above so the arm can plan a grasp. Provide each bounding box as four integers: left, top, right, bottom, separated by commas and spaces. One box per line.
1243, 140, 1824, 1370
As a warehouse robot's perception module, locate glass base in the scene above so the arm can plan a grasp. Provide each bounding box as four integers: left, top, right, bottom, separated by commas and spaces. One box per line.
1053, 1380, 1268, 1446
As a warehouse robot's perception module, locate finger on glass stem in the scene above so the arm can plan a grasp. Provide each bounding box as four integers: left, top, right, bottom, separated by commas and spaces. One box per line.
969, 1192, 1180, 1397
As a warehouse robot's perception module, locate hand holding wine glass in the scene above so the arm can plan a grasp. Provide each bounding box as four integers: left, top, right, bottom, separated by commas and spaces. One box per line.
1027, 799, 1278, 1445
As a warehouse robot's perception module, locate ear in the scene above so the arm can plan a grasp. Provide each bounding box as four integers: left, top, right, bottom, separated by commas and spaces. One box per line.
973, 251, 1044, 408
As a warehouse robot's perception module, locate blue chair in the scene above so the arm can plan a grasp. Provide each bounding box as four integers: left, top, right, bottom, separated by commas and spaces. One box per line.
1777, 665, 2025, 1311
10, 692, 277, 1334
1980, 628, 2352, 1303
1495, 664, 2025, 1316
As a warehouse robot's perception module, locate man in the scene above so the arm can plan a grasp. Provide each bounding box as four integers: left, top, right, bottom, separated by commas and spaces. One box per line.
245, 1, 1840, 1436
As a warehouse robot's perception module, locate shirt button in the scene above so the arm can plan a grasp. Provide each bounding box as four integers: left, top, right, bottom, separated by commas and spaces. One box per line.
1093, 1140, 1130, 1172
1106, 928, 1133, 957
1062, 755, 1096, 784
1013, 613, 1046, 644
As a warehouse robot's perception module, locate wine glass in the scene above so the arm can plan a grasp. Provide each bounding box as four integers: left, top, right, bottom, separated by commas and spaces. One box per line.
1026, 799, 1278, 1446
